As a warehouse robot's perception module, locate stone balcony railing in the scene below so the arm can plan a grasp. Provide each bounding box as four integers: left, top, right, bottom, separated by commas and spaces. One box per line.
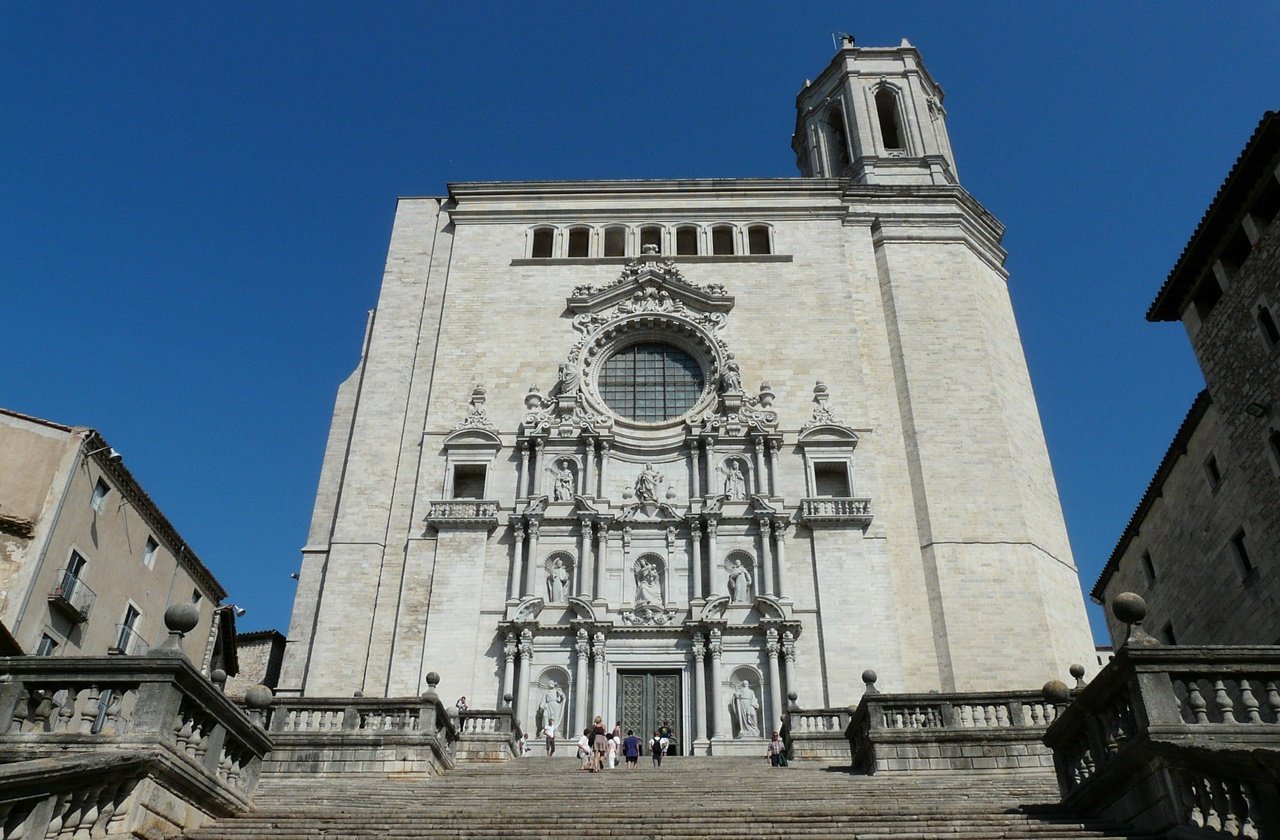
0, 642, 273, 838
782, 706, 853, 761
424, 499, 500, 530
456, 708, 519, 762
796, 497, 873, 527
1041, 593, 1280, 838
843, 671, 1058, 773
261, 674, 460, 775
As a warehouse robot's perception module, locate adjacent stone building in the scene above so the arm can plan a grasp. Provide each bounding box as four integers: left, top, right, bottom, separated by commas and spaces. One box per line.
0, 408, 229, 666
1095, 112, 1280, 645
281, 39, 1096, 753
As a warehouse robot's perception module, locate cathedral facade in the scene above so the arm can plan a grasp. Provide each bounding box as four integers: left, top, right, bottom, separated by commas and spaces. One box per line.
279, 39, 1096, 754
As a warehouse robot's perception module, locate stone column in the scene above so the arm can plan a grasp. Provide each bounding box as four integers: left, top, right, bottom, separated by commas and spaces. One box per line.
594, 522, 608, 600
508, 520, 525, 601
577, 518, 591, 597
573, 630, 590, 734
704, 437, 716, 496
591, 632, 607, 722
598, 441, 611, 498
531, 440, 544, 496
516, 629, 534, 735
502, 632, 517, 707
523, 520, 541, 598
621, 526, 633, 603
757, 518, 774, 596
753, 436, 767, 495
766, 628, 783, 733
768, 438, 781, 497
709, 628, 725, 737
692, 632, 708, 745
773, 521, 788, 600
584, 438, 596, 497
520, 441, 533, 498
689, 439, 701, 498
706, 520, 721, 595
781, 631, 797, 706
689, 520, 703, 600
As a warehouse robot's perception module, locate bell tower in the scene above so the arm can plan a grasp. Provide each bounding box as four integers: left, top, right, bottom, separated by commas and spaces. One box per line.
793, 36, 958, 184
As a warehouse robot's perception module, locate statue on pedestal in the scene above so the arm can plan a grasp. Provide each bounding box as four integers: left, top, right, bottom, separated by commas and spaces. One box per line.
634, 463, 663, 503
731, 680, 761, 738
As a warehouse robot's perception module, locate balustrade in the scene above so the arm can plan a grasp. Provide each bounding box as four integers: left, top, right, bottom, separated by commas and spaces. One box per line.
797, 497, 872, 527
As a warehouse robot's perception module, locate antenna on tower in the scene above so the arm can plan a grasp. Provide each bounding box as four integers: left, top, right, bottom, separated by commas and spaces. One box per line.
832, 32, 854, 51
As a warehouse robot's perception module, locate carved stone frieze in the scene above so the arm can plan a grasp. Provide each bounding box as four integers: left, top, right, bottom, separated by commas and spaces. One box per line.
455, 384, 498, 432
622, 603, 680, 627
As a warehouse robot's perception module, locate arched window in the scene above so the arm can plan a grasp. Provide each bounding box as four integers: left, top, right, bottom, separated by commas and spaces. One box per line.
746, 225, 771, 255
675, 225, 699, 256
1256, 304, 1279, 350
531, 227, 554, 258
823, 107, 851, 173
711, 225, 735, 256
603, 225, 627, 257
640, 225, 663, 253
567, 226, 590, 258
875, 87, 905, 152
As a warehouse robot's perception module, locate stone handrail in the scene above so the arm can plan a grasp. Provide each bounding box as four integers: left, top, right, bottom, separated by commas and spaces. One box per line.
847, 675, 1058, 773
0, 655, 273, 835
797, 497, 873, 527
456, 709, 520, 761
781, 707, 853, 761
260, 691, 460, 774
425, 500, 501, 530
1042, 644, 1280, 836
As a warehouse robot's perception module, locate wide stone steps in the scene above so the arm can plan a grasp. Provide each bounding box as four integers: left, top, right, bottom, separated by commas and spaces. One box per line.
187, 759, 1152, 840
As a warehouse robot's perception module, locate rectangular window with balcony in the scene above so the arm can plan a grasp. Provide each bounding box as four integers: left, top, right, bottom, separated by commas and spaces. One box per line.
113, 605, 143, 655
813, 462, 851, 497
50, 551, 95, 623
452, 464, 487, 500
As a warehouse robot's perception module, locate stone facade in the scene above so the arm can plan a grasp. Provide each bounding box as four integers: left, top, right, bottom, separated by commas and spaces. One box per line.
0, 408, 227, 665
1097, 112, 1280, 645
281, 40, 1096, 752
226, 630, 285, 700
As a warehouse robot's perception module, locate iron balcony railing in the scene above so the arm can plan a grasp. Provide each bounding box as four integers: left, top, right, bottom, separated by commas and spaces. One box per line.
48, 569, 96, 622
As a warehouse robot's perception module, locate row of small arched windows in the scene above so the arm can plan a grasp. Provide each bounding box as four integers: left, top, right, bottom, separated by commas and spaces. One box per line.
528, 223, 774, 259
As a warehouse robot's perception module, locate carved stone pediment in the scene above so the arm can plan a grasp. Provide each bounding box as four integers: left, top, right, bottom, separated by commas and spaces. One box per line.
616, 500, 683, 523
567, 251, 734, 317
621, 603, 680, 627
697, 595, 730, 622
509, 597, 545, 622
566, 597, 597, 621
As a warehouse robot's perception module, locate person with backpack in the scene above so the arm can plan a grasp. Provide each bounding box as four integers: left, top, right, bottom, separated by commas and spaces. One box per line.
649, 730, 664, 767
576, 728, 592, 771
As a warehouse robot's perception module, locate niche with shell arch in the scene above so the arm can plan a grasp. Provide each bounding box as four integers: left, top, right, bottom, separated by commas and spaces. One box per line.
632, 553, 666, 605
534, 667, 571, 738
723, 550, 755, 604
725, 666, 764, 739
717, 455, 752, 500
543, 552, 575, 604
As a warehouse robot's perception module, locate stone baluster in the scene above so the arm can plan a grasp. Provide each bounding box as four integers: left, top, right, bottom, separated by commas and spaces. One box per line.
502, 633, 517, 708
578, 518, 592, 597
766, 628, 783, 733
508, 520, 526, 601
768, 438, 781, 497
689, 439, 702, 498
689, 520, 704, 600
591, 632, 608, 722
523, 520, 541, 598
753, 436, 767, 495
516, 630, 534, 735
781, 631, 797, 705
573, 630, 590, 734
757, 518, 774, 596
692, 632, 708, 744
598, 441, 611, 498
709, 629, 726, 738
594, 521, 608, 600
584, 437, 596, 497
773, 521, 788, 599
706, 520, 721, 595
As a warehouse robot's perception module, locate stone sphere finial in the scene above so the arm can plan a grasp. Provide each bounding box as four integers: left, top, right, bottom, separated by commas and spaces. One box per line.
786, 690, 799, 710
151, 602, 201, 656
245, 684, 273, 709
422, 671, 441, 701
861, 669, 879, 695
1112, 592, 1159, 648
503, 691, 514, 708
210, 668, 227, 692
1042, 679, 1070, 706
1069, 663, 1086, 690
525, 386, 545, 410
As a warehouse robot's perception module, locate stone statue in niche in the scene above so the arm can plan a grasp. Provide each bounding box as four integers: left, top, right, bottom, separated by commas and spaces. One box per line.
727, 558, 753, 603
635, 557, 663, 605
537, 680, 566, 736
546, 460, 575, 502
634, 463, 663, 503
546, 557, 570, 604
721, 354, 742, 393
720, 460, 747, 500
731, 680, 761, 738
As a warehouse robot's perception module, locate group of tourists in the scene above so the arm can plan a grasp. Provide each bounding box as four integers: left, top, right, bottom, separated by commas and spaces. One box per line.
555, 716, 677, 771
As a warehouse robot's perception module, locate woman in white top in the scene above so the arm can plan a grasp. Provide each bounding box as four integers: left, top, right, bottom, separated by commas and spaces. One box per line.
576, 729, 592, 771
606, 732, 619, 769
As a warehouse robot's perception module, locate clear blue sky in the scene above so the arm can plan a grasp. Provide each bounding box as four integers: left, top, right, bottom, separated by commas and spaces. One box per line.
4, 4, 1278, 646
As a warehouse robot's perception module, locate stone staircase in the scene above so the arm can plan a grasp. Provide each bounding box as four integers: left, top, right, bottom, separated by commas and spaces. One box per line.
185, 757, 1153, 840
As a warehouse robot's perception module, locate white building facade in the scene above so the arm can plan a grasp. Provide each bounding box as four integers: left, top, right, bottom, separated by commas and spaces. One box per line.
280, 40, 1096, 754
